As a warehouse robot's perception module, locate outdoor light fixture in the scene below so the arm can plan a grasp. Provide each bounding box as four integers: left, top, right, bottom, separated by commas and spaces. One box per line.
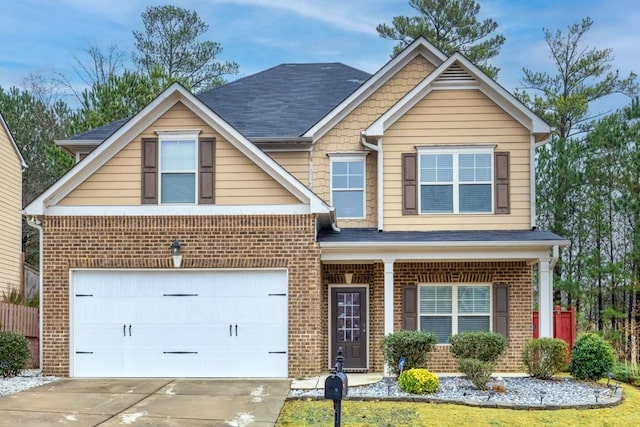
171, 238, 182, 268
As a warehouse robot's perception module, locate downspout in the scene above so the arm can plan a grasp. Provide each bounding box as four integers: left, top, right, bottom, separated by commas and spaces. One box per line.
26, 216, 43, 374
360, 132, 383, 231
550, 245, 559, 271
532, 134, 553, 229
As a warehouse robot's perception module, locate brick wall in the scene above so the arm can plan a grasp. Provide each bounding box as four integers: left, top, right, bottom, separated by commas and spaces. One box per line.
394, 261, 532, 372
321, 261, 532, 374
41, 214, 321, 377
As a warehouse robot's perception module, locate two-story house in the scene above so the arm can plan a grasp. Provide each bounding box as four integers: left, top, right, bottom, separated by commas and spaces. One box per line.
0, 112, 27, 297
24, 38, 568, 378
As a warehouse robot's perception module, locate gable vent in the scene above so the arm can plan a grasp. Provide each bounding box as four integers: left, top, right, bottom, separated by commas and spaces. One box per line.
435, 63, 477, 85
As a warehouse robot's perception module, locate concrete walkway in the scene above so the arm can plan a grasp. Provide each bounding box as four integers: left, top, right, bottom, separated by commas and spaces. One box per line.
0, 378, 290, 426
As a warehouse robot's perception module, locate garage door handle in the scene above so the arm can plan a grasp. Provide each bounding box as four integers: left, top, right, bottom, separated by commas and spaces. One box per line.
235, 324, 238, 336
229, 324, 232, 336
129, 324, 132, 336
123, 324, 126, 337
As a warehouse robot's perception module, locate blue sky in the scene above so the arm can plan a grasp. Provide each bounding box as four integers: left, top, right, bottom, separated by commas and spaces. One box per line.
0, 0, 637, 115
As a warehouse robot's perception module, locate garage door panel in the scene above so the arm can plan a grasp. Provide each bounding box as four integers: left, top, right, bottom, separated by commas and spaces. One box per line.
72, 270, 288, 378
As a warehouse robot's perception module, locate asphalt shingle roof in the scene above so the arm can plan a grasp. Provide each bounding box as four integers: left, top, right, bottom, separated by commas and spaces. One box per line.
67, 63, 371, 141
317, 228, 568, 244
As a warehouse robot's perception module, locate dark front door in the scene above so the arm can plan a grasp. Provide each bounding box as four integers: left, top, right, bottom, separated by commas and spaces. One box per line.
331, 287, 367, 370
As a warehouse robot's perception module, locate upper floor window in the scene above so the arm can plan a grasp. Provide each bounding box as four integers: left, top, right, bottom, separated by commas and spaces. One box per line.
330, 154, 366, 219
159, 135, 198, 203
419, 284, 491, 344
419, 148, 493, 214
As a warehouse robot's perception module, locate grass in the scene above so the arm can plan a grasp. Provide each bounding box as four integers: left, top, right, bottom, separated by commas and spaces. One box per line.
276, 382, 639, 426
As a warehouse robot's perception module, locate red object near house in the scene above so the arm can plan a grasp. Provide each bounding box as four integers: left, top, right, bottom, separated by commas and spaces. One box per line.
532, 306, 577, 352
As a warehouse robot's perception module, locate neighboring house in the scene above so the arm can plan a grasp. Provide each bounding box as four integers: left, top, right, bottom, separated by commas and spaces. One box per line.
24, 38, 568, 378
0, 112, 26, 297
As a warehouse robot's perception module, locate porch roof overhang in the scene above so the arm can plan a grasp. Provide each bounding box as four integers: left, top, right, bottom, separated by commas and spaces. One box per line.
318, 228, 569, 262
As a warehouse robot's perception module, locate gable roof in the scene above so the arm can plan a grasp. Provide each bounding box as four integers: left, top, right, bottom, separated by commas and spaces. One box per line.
302, 37, 448, 140
364, 53, 551, 138
59, 63, 370, 147
24, 83, 333, 217
0, 112, 27, 169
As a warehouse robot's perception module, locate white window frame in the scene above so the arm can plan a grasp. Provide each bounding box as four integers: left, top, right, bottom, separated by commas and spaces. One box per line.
158, 131, 200, 205
417, 147, 494, 214
329, 153, 367, 219
418, 283, 492, 344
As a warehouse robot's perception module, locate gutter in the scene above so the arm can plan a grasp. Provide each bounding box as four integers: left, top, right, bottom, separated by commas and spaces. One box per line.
319, 239, 571, 249
360, 132, 383, 231
25, 216, 43, 373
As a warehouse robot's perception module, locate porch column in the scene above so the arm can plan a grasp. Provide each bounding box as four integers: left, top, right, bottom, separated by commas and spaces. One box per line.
383, 258, 395, 336
538, 258, 553, 337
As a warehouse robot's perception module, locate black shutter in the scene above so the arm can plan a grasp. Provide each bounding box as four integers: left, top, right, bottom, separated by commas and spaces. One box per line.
493, 283, 509, 339
402, 153, 418, 215
141, 138, 158, 204
494, 151, 510, 214
198, 137, 215, 204
402, 285, 417, 330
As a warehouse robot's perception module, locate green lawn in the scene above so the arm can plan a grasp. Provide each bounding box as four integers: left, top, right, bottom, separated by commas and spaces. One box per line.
276, 382, 637, 426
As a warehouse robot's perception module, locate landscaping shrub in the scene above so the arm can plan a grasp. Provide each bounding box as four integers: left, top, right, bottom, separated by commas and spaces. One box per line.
569, 333, 616, 381
398, 368, 440, 394
450, 332, 506, 390
612, 361, 640, 386
0, 331, 30, 378
450, 332, 506, 362
380, 330, 437, 375
522, 338, 568, 379
456, 358, 495, 390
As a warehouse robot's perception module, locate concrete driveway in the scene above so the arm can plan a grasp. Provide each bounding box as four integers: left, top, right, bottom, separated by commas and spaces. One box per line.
0, 378, 290, 426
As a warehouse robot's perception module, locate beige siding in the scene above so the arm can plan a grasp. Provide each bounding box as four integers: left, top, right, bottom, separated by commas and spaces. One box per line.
268, 151, 309, 186
59, 102, 299, 207
0, 125, 23, 294
383, 89, 531, 231
313, 55, 436, 228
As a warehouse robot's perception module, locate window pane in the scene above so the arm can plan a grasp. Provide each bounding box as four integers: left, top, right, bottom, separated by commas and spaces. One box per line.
459, 153, 492, 182
419, 286, 451, 314
332, 175, 348, 188
161, 173, 195, 203
421, 185, 453, 213
459, 316, 490, 333
333, 190, 364, 218
458, 286, 490, 313
161, 140, 195, 171
421, 154, 452, 182
348, 161, 364, 175
420, 316, 452, 344
459, 184, 491, 212
348, 174, 363, 188
333, 161, 348, 175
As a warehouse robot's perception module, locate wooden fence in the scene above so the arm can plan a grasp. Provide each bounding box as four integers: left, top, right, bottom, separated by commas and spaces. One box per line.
0, 302, 39, 368
533, 307, 577, 360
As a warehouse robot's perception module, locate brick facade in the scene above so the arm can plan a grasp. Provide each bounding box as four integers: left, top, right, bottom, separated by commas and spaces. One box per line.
322, 261, 532, 374
41, 214, 322, 377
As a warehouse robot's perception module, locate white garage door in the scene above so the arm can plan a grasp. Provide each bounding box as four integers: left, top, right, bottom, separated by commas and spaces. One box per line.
71, 270, 288, 378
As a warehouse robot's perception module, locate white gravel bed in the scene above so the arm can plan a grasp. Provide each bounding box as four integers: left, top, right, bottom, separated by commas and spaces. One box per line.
0, 370, 59, 397
290, 376, 622, 408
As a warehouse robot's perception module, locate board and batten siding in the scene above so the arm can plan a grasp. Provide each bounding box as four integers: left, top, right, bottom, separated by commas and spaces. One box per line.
383, 89, 532, 231
0, 124, 23, 294
59, 102, 299, 207
313, 55, 436, 228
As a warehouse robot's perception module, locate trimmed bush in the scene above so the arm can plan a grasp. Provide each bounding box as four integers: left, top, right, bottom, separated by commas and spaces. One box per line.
381, 330, 437, 375
612, 361, 640, 386
0, 331, 30, 378
570, 333, 616, 381
522, 338, 568, 379
450, 332, 506, 362
398, 368, 439, 394
450, 332, 506, 390
457, 358, 495, 390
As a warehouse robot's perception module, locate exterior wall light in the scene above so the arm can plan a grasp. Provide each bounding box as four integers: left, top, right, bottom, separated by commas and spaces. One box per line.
171, 238, 183, 268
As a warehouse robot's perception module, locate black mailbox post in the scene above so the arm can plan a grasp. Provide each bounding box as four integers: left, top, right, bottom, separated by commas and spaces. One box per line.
324, 346, 348, 427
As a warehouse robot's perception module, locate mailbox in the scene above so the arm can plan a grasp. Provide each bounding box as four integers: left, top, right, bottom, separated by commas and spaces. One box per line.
324, 374, 344, 400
